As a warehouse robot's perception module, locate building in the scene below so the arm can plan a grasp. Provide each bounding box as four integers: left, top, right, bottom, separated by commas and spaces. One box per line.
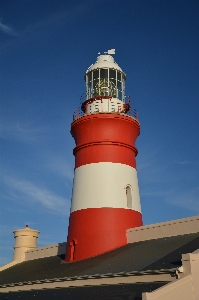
0, 52, 198, 299
66, 51, 142, 262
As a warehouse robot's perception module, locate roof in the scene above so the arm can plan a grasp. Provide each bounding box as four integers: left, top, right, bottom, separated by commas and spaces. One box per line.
1, 232, 198, 285
0, 283, 168, 300
13, 226, 40, 234
86, 55, 125, 75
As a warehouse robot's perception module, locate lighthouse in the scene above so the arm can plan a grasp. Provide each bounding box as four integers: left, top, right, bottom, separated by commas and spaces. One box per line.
66, 51, 143, 262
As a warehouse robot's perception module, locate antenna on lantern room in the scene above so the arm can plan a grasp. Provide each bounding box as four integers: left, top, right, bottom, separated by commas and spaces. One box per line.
103, 49, 116, 55
107, 49, 115, 55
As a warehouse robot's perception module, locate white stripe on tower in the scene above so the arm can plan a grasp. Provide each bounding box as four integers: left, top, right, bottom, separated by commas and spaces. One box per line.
71, 162, 141, 213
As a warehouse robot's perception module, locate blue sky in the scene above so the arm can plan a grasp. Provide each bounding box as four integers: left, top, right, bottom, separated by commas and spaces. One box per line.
0, 0, 199, 266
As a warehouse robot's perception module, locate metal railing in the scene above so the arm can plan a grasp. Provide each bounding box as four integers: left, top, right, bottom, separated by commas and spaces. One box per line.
72, 95, 138, 122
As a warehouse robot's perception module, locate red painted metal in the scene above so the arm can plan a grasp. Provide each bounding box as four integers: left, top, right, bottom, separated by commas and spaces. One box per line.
74, 141, 138, 169
66, 208, 142, 262
71, 113, 140, 169
65, 112, 141, 262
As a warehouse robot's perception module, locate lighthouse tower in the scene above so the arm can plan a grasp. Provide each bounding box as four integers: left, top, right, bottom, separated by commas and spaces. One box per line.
66, 51, 142, 262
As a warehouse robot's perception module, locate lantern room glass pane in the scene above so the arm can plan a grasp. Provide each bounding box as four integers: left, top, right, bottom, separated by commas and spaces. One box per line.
117, 80, 121, 87
110, 79, 116, 86
88, 72, 92, 83
86, 72, 93, 99
93, 70, 99, 97
100, 69, 108, 79
117, 71, 121, 81
118, 86, 122, 100
93, 70, 99, 80
109, 69, 116, 79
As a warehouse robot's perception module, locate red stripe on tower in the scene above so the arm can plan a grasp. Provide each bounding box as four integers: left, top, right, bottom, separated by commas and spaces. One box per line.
65, 52, 143, 262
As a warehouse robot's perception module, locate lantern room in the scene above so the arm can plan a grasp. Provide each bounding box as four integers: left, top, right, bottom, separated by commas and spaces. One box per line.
85, 54, 126, 101
83, 54, 127, 114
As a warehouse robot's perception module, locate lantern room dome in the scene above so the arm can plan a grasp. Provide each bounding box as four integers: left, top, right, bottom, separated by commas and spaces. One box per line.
86, 55, 125, 77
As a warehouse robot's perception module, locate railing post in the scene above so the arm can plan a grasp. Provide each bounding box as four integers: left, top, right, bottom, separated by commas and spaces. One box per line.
76, 109, 78, 119
130, 105, 132, 116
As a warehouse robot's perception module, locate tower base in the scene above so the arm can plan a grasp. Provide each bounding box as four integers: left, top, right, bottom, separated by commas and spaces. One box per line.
65, 207, 142, 262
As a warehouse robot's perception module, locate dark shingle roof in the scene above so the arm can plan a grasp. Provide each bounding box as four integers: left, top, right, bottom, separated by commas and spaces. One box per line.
1, 233, 198, 285
0, 282, 169, 300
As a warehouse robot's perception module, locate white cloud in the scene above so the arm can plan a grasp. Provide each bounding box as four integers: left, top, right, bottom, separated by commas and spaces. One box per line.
0, 120, 50, 143
0, 256, 12, 267
0, 21, 18, 36
0, 4, 90, 52
166, 187, 199, 214
47, 156, 74, 181
37, 235, 65, 247
23, 3, 89, 34
173, 160, 199, 165
141, 186, 199, 214
2, 176, 70, 215
0, 225, 14, 266
140, 190, 171, 197
0, 225, 15, 238
137, 151, 199, 214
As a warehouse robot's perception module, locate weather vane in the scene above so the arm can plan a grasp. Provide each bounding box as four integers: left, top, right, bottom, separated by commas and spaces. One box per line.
98, 49, 116, 55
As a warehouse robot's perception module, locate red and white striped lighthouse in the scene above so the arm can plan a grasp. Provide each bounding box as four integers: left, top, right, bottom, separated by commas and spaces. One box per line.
66, 51, 143, 262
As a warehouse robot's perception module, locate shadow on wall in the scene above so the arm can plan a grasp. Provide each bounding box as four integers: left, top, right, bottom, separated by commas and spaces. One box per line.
25, 242, 67, 261
57, 243, 66, 260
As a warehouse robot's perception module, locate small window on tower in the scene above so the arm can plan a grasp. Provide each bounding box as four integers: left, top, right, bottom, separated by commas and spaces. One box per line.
126, 186, 132, 208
